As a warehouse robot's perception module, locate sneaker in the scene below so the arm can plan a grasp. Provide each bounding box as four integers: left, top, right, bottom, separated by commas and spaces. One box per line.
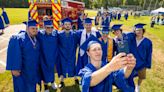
58, 82, 65, 88
51, 82, 58, 89
135, 85, 140, 92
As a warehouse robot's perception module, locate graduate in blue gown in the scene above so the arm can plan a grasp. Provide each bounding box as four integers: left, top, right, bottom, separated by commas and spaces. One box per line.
112, 24, 138, 91
124, 12, 129, 20
0, 15, 5, 34
76, 18, 101, 76
2, 8, 10, 25
117, 12, 121, 20
101, 12, 111, 27
77, 13, 84, 30
57, 18, 79, 88
112, 24, 131, 54
37, 20, 58, 91
99, 26, 117, 62
79, 36, 136, 92
6, 20, 40, 92
127, 23, 152, 92
113, 12, 117, 20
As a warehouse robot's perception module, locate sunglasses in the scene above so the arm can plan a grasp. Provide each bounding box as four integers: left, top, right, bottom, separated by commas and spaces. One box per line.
46, 27, 54, 29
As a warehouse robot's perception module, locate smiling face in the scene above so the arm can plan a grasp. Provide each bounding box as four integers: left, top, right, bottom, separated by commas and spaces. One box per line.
27, 26, 38, 37
84, 23, 92, 32
134, 29, 144, 37
87, 43, 102, 62
45, 26, 53, 34
63, 22, 72, 31
113, 29, 122, 37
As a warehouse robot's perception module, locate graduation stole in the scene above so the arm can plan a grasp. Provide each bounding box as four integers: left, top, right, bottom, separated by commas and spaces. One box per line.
99, 37, 113, 62
107, 38, 113, 62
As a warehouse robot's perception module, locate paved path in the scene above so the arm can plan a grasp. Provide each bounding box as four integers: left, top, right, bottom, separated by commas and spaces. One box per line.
0, 24, 26, 73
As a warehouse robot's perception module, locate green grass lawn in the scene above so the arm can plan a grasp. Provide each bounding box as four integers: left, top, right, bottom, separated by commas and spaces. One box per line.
0, 8, 164, 92
0, 8, 28, 25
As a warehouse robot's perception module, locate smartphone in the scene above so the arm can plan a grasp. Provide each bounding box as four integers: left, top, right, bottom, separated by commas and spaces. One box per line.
117, 40, 129, 54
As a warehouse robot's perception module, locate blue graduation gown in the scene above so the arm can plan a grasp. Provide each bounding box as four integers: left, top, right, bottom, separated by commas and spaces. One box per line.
127, 33, 152, 71
124, 13, 128, 20
78, 62, 113, 92
101, 17, 110, 26
117, 13, 121, 20
76, 31, 101, 75
126, 32, 152, 89
113, 14, 117, 20
37, 30, 58, 83
94, 16, 99, 25
2, 11, 10, 24
79, 61, 133, 92
0, 16, 5, 29
78, 17, 84, 30
57, 30, 78, 77
6, 32, 40, 92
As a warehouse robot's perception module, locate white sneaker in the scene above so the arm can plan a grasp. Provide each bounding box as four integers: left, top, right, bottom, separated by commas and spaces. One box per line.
135, 85, 140, 92
45, 89, 49, 92
51, 82, 58, 89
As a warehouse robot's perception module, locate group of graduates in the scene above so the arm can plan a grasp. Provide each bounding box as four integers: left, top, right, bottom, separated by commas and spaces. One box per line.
6, 11, 152, 92
0, 8, 10, 34
78, 11, 128, 31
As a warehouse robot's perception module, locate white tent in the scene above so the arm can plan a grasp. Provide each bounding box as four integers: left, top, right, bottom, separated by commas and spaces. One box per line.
151, 7, 164, 14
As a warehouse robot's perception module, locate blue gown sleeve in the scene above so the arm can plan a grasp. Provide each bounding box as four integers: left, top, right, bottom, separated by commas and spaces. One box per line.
74, 31, 81, 45
145, 41, 152, 69
113, 39, 117, 56
96, 31, 101, 38
113, 69, 134, 92
79, 68, 92, 92
6, 35, 22, 70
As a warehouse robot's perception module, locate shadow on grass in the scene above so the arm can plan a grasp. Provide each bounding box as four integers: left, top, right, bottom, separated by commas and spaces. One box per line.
60, 84, 81, 92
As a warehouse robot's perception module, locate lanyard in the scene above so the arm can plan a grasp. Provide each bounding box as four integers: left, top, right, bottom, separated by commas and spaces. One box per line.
27, 32, 37, 49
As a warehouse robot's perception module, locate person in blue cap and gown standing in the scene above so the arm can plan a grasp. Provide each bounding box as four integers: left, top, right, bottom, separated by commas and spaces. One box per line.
2, 8, 10, 25
79, 35, 136, 92
6, 20, 40, 92
0, 7, 10, 34
57, 18, 79, 88
117, 12, 121, 20
127, 23, 152, 92
112, 24, 131, 54
0, 15, 5, 34
77, 13, 84, 30
101, 12, 111, 27
124, 12, 129, 20
99, 26, 117, 62
76, 18, 101, 76
37, 20, 58, 92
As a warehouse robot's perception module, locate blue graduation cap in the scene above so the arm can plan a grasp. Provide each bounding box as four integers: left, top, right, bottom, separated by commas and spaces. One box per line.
61, 18, 72, 24
111, 24, 122, 31
23, 20, 38, 27
84, 18, 93, 24
134, 23, 146, 30
80, 35, 102, 52
44, 20, 53, 27
102, 26, 110, 34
